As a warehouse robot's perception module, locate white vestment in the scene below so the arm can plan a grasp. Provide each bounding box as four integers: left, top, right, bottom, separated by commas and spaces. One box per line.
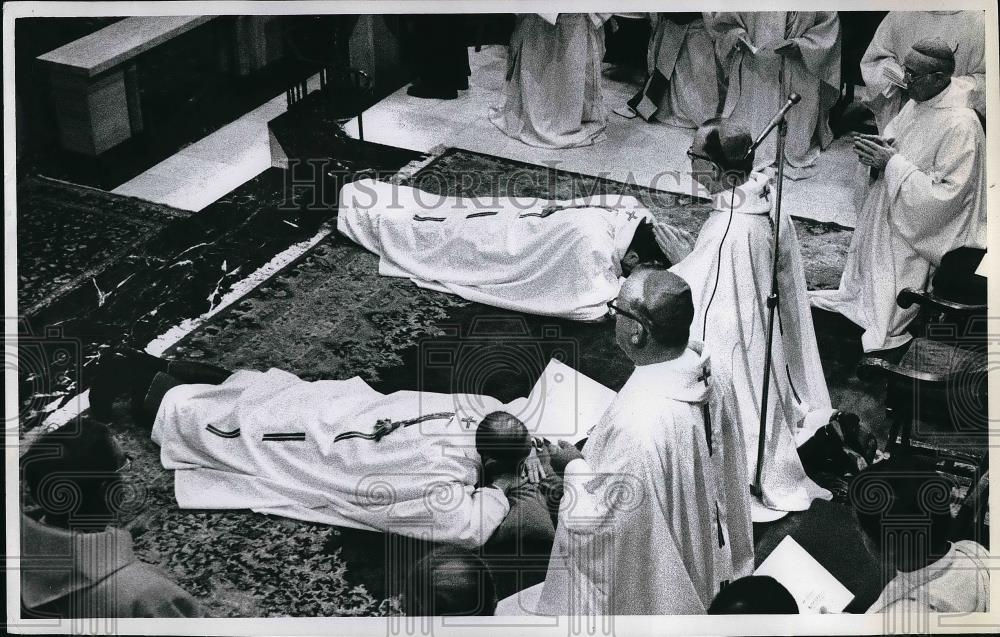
860, 11, 986, 133
670, 172, 833, 520
489, 13, 609, 149
498, 344, 754, 615
632, 14, 719, 129
810, 81, 986, 352
705, 12, 841, 180
337, 179, 652, 321
152, 368, 509, 549
867, 541, 990, 614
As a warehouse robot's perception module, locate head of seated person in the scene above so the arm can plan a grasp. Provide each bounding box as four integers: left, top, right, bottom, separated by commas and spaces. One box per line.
615, 266, 694, 365
475, 411, 531, 482
689, 117, 755, 195
708, 575, 799, 614
403, 547, 497, 615
21, 417, 129, 530
903, 37, 955, 103
852, 457, 956, 573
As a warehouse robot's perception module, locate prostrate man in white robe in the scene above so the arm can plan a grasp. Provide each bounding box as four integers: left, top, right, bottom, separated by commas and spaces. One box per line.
705, 12, 840, 180
338, 178, 695, 321
860, 11, 985, 133
811, 39, 987, 353
670, 118, 842, 521
622, 13, 719, 129
89, 350, 546, 550
498, 269, 754, 615
490, 13, 610, 149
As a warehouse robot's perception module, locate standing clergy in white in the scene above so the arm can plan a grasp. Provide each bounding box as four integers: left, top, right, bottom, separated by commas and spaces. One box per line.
860, 11, 985, 133
337, 178, 694, 321
811, 39, 987, 353
498, 269, 754, 615
626, 13, 719, 129
490, 13, 610, 149
670, 118, 834, 520
705, 12, 841, 180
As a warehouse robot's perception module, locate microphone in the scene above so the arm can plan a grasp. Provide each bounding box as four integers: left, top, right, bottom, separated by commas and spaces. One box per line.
745, 93, 801, 158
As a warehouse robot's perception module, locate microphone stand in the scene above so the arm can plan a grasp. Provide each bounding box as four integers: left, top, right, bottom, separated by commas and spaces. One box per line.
747, 87, 798, 502
749, 115, 788, 500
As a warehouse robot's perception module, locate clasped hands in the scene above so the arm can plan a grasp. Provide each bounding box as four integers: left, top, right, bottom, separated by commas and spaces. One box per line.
517, 437, 585, 486
853, 133, 897, 171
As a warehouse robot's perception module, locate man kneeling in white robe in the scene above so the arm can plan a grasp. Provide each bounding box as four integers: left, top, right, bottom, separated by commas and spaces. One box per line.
90, 351, 545, 550
490, 13, 610, 149
497, 269, 754, 615
810, 39, 987, 353
671, 118, 856, 521
338, 178, 694, 321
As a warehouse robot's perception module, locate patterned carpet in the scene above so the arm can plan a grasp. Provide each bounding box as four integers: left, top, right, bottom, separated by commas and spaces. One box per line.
85, 148, 862, 617
17, 177, 190, 315
21, 145, 866, 617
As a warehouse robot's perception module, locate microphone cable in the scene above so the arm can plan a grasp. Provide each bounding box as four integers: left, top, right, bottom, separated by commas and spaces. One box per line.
700, 181, 738, 341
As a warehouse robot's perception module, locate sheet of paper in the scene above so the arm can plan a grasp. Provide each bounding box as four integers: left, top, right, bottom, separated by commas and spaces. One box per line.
504, 359, 616, 444
754, 536, 854, 613
881, 66, 907, 88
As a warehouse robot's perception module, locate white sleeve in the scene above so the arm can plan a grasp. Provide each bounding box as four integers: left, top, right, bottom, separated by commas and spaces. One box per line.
557, 458, 616, 535
883, 121, 981, 263
423, 485, 511, 549
859, 18, 901, 99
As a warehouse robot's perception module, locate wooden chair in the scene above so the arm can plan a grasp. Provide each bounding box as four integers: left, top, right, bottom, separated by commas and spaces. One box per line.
953, 453, 989, 548
858, 251, 988, 461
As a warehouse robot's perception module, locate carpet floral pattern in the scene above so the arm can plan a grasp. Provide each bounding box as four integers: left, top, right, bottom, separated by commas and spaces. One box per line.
17, 177, 190, 314
23, 146, 857, 618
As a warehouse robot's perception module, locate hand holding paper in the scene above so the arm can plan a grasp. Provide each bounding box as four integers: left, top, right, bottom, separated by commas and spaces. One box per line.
881, 62, 907, 89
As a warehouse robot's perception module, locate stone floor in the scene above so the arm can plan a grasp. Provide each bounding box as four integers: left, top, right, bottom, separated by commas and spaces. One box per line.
101, 44, 862, 226
345, 45, 860, 227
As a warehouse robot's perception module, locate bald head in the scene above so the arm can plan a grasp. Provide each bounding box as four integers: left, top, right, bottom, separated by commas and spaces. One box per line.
620, 268, 694, 350
475, 411, 531, 465
403, 548, 497, 615
708, 576, 798, 614
905, 37, 956, 76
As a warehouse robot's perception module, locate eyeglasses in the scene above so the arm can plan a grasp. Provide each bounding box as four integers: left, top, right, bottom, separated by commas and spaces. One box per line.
607, 300, 648, 326
902, 68, 935, 83
686, 148, 715, 163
